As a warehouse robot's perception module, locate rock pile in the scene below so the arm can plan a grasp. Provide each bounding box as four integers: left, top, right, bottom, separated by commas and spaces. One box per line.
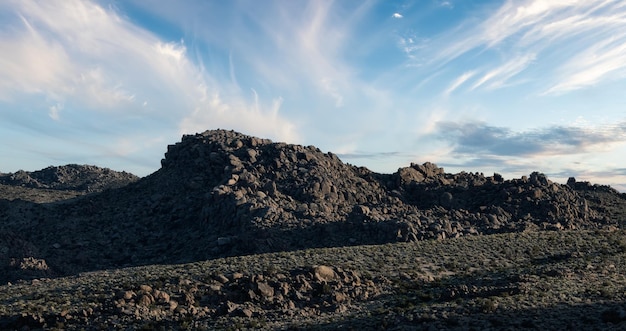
4, 265, 385, 330
0, 164, 138, 192
147, 130, 616, 254
111, 265, 381, 323
0, 129, 623, 283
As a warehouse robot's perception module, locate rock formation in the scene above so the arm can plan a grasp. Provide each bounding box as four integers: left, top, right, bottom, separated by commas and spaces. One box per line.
0, 129, 624, 284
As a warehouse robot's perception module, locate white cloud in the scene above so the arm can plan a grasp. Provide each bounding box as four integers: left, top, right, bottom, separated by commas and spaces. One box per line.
544, 35, 626, 94
320, 78, 344, 107
155, 41, 186, 62
0, 14, 73, 100
79, 68, 136, 108
438, 1, 453, 9
471, 54, 536, 90
179, 92, 298, 143
0, 0, 154, 109
48, 103, 62, 121
393, 13, 403, 18
0, 0, 301, 175
443, 70, 476, 96
213, 1, 375, 111
401, 0, 626, 95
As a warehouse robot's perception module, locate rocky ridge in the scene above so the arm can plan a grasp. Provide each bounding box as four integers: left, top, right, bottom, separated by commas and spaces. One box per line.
0, 129, 624, 284
0, 164, 138, 193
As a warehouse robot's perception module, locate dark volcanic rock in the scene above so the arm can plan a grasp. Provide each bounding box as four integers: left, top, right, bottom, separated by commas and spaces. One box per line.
0, 164, 138, 192
0, 129, 623, 284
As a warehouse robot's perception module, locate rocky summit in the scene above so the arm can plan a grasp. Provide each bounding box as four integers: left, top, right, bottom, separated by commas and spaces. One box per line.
1, 129, 626, 330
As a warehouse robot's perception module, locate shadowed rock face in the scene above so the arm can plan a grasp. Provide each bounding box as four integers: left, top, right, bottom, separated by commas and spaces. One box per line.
0, 129, 624, 283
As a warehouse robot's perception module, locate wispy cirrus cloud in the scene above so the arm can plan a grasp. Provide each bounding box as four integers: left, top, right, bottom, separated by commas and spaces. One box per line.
544, 35, 626, 94
471, 54, 536, 90
0, 0, 299, 174
443, 71, 476, 96
122, 0, 400, 150
401, 0, 626, 94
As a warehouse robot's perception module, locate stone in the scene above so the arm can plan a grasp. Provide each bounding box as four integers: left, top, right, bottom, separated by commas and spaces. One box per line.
440, 192, 453, 208
139, 284, 152, 293
231, 272, 244, 280
214, 274, 230, 284
120, 290, 135, 300
352, 205, 370, 216
313, 265, 336, 282
396, 167, 425, 184
241, 308, 253, 318
257, 281, 274, 297
154, 290, 170, 303
247, 149, 258, 161
264, 181, 278, 196
567, 177, 576, 187
334, 292, 347, 303
224, 301, 238, 314
10, 257, 49, 271
137, 294, 154, 306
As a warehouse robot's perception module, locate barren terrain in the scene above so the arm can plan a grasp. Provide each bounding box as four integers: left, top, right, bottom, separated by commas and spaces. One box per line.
1, 130, 626, 330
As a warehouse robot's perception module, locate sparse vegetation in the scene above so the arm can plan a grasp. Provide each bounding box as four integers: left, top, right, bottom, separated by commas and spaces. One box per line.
1, 230, 626, 329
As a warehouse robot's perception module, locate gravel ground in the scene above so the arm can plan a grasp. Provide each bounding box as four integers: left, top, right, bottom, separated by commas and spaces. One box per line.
2, 229, 626, 330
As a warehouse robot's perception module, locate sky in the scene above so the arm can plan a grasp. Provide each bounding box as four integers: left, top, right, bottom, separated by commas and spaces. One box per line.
1, 0, 626, 191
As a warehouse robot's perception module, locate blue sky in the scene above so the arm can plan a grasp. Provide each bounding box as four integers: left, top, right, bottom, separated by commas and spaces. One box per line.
2, 0, 626, 191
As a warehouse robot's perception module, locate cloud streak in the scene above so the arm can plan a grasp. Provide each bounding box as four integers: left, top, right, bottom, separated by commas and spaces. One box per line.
545, 35, 626, 94
443, 71, 476, 96
401, 0, 626, 94
471, 54, 536, 90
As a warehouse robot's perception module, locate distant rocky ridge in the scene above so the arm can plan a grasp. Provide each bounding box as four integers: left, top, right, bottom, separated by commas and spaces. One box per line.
0, 164, 138, 193
0, 129, 624, 284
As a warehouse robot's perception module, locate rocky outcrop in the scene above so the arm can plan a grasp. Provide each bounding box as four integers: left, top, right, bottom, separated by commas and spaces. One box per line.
146, 130, 614, 252
109, 265, 381, 323
0, 164, 138, 192
0, 129, 623, 284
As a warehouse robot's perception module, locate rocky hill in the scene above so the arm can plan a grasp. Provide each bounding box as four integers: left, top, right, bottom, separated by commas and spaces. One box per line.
1, 130, 625, 285
2, 129, 626, 329
0, 164, 138, 193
